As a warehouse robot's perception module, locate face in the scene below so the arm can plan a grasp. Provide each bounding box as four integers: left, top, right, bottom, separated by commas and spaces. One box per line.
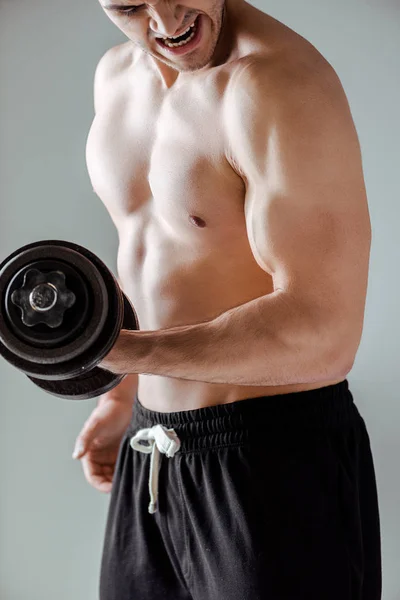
99, 0, 226, 72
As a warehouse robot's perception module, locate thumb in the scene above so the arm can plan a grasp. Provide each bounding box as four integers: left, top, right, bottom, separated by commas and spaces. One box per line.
72, 420, 99, 460
72, 437, 86, 460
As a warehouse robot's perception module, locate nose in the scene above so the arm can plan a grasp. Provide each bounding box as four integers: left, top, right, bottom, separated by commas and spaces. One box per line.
148, 5, 186, 38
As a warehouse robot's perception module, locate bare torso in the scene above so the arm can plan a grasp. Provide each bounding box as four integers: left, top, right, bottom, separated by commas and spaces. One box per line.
86, 5, 343, 411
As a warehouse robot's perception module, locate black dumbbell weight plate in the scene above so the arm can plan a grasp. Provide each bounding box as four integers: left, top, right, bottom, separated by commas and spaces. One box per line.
28, 293, 139, 400
0, 241, 121, 379
28, 368, 125, 401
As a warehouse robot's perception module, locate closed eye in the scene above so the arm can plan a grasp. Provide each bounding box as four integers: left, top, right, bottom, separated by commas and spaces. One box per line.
117, 5, 145, 15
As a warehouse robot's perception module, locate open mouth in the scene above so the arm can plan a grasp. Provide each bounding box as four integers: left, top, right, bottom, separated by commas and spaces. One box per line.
155, 15, 202, 55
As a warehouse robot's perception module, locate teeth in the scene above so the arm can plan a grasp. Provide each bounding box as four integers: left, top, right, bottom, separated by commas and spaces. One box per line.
164, 29, 196, 48
169, 22, 194, 40
159, 19, 197, 43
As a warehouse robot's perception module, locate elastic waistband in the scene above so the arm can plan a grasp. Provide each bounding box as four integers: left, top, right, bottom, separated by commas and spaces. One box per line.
127, 380, 361, 453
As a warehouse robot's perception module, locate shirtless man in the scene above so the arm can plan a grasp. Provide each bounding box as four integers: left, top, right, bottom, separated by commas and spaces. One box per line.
73, 0, 382, 598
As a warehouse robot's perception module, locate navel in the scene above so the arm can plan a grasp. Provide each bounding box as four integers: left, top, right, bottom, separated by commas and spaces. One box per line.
189, 215, 206, 228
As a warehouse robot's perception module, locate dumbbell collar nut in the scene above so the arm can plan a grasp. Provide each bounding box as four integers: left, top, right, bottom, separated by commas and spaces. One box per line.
11, 268, 76, 328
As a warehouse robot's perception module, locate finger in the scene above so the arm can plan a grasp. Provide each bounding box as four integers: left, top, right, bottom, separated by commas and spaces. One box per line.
73, 418, 100, 459
81, 457, 113, 493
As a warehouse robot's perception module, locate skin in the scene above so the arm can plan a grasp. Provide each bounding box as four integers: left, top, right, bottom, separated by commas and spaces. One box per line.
87, 0, 372, 413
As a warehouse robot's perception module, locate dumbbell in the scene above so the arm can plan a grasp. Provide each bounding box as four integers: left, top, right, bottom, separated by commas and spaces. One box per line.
0, 240, 139, 400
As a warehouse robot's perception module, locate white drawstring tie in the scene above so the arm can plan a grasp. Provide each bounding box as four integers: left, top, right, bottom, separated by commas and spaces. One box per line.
130, 425, 181, 514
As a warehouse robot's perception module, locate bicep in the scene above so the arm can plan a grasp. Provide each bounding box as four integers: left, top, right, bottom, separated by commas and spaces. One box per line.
227, 57, 371, 343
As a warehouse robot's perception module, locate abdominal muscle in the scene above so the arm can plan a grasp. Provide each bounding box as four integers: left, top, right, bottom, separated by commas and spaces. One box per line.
118, 214, 343, 414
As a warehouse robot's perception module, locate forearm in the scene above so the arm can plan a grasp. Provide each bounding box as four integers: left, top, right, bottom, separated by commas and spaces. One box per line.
113, 291, 348, 386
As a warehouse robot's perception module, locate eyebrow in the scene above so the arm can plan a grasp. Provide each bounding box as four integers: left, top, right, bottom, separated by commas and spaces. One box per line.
103, 4, 140, 9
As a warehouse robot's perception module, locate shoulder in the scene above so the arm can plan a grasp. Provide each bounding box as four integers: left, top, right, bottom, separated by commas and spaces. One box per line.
229, 38, 346, 109
94, 42, 136, 112
95, 42, 135, 78
223, 42, 354, 177
225, 42, 351, 140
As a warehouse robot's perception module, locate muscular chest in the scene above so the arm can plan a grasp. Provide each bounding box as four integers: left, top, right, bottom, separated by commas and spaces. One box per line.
85, 72, 245, 234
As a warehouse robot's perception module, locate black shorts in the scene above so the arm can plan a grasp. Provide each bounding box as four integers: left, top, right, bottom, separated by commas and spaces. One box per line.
99, 379, 382, 600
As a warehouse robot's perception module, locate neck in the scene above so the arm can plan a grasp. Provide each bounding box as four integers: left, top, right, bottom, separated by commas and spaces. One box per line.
206, 2, 237, 69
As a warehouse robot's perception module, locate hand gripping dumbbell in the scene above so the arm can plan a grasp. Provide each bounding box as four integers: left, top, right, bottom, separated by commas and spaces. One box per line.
0, 240, 139, 400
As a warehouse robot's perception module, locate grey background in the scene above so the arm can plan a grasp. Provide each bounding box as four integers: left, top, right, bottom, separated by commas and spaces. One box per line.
0, 0, 399, 598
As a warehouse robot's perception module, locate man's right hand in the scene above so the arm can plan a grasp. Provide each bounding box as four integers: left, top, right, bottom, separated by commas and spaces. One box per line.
73, 394, 134, 493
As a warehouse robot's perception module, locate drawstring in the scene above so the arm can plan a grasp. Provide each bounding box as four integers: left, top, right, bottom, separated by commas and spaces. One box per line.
130, 425, 181, 514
